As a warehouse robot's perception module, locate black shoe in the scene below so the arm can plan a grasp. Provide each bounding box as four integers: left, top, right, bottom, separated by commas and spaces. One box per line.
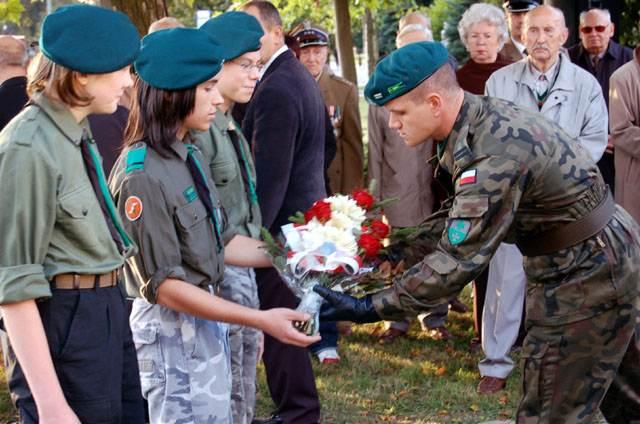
251, 415, 283, 424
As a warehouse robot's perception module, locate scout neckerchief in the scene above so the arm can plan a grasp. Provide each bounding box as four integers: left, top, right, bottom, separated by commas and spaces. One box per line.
228, 122, 258, 219
185, 144, 223, 253
80, 129, 133, 253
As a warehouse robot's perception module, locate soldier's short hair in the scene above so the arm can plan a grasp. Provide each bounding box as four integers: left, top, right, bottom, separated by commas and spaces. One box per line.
240, 1, 282, 30
148, 17, 184, 34
0, 35, 28, 68
408, 62, 460, 103
458, 3, 509, 51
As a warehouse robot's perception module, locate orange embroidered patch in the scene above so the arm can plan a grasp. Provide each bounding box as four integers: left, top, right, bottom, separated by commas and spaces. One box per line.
125, 196, 143, 221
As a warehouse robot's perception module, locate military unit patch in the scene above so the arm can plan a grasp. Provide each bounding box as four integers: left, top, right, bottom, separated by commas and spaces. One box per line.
448, 219, 471, 245
459, 169, 477, 185
183, 186, 198, 203
125, 196, 143, 221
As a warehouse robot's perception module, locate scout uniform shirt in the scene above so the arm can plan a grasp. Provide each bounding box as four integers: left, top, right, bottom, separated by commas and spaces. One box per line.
318, 66, 364, 194
0, 94, 133, 304
109, 140, 235, 304
373, 92, 639, 327
194, 111, 262, 239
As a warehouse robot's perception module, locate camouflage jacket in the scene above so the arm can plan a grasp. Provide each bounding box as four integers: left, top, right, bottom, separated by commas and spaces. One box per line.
373, 92, 640, 326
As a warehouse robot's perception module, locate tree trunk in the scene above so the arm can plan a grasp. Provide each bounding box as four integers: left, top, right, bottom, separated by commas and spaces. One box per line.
364, 8, 378, 76
333, 0, 357, 85
110, 0, 167, 36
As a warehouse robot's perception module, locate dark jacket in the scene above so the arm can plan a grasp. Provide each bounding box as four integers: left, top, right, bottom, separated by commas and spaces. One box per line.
0, 76, 28, 131
241, 49, 327, 231
568, 40, 633, 108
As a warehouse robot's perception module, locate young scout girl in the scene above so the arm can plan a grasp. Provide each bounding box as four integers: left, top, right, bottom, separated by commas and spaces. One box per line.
108, 28, 319, 423
196, 12, 264, 424
0, 5, 145, 423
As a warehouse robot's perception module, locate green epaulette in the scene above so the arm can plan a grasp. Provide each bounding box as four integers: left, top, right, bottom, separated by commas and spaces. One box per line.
125, 143, 147, 174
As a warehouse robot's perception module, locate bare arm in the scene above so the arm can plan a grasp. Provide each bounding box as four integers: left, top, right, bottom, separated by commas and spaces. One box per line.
156, 279, 319, 346
224, 235, 271, 268
1, 301, 80, 423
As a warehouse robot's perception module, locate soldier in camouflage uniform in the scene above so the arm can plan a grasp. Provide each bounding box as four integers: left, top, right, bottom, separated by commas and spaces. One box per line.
109, 28, 319, 424
315, 41, 640, 423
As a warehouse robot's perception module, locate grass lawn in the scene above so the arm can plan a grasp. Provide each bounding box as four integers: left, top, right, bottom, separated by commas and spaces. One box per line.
255, 286, 521, 423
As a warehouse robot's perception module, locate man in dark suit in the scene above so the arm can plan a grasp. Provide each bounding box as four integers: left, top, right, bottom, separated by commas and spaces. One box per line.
239, 2, 325, 423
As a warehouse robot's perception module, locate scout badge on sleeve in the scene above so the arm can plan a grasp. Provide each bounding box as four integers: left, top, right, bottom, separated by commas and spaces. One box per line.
125, 196, 143, 221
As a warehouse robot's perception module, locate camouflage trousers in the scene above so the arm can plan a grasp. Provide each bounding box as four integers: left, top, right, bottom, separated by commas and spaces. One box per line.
219, 265, 261, 424
517, 297, 640, 424
130, 294, 232, 423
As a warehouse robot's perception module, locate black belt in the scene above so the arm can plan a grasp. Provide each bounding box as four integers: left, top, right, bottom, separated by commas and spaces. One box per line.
517, 188, 615, 257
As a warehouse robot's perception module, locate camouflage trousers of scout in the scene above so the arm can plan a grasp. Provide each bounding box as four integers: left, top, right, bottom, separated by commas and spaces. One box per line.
218, 265, 261, 424
130, 295, 232, 423
517, 298, 639, 424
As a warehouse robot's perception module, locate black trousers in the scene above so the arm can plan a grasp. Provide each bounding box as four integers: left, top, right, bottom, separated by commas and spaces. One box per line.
256, 268, 320, 424
6, 286, 145, 423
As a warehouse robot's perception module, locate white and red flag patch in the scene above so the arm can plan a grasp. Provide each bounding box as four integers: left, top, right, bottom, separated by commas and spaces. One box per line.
459, 169, 477, 185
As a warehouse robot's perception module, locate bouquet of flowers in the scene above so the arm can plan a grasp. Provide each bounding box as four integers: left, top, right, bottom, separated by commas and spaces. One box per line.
262, 187, 393, 335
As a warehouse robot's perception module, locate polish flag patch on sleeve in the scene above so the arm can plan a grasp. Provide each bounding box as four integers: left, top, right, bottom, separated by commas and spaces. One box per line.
459, 169, 477, 186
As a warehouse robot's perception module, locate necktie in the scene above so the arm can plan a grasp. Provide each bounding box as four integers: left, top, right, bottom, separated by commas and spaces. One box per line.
228, 125, 258, 214
592, 56, 600, 70
79, 129, 132, 253
535, 74, 549, 109
185, 144, 223, 253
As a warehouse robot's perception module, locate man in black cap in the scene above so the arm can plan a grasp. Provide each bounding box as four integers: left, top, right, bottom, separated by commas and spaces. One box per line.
500, 0, 539, 62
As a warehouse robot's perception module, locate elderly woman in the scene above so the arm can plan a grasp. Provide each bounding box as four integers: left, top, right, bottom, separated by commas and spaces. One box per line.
456, 3, 513, 94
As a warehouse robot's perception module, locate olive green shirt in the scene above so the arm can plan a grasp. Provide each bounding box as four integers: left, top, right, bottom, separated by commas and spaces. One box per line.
0, 95, 132, 304
194, 111, 262, 239
109, 140, 235, 304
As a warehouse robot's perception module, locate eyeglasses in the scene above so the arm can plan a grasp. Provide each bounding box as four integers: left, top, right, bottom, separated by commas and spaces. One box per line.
230, 60, 262, 73
580, 25, 608, 34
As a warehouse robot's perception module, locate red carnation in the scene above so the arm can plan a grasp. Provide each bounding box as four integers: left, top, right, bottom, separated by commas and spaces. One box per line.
352, 189, 375, 210
358, 233, 382, 259
304, 200, 332, 223
370, 220, 390, 239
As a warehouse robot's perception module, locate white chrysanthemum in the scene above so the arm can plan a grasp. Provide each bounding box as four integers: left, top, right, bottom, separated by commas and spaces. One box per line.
326, 195, 366, 229
303, 221, 358, 256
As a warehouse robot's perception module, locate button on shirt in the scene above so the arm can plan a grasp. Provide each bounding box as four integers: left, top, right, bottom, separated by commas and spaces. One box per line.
194, 111, 262, 239
109, 140, 235, 304
0, 94, 131, 304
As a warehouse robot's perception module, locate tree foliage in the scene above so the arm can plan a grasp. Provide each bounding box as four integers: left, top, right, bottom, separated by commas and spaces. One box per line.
0, 0, 24, 25
620, 0, 640, 46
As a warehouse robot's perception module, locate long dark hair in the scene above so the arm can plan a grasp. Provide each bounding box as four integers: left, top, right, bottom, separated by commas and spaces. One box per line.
124, 76, 197, 157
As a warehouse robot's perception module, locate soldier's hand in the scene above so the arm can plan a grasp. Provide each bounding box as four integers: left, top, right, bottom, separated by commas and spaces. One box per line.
260, 309, 321, 347
313, 286, 381, 323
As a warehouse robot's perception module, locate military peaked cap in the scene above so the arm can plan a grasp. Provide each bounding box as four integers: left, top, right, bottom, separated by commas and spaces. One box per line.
502, 0, 540, 12
293, 25, 329, 49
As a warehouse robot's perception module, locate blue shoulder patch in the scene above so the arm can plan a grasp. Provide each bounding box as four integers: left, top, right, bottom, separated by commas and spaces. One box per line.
125, 144, 147, 174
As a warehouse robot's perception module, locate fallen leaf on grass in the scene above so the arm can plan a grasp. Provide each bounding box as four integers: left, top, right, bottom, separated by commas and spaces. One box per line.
437, 410, 449, 416
435, 367, 446, 376
499, 395, 509, 405
469, 404, 479, 412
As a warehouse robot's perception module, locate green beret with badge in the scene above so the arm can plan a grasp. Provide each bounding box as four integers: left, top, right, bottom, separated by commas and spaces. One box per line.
364, 41, 449, 106
40, 4, 140, 74
200, 11, 263, 61
135, 27, 224, 90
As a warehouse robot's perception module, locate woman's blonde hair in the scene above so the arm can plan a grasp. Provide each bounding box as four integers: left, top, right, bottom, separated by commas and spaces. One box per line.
27, 52, 93, 107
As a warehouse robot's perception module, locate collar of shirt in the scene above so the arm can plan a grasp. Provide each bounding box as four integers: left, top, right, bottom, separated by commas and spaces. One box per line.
521, 54, 573, 94
213, 109, 234, 133
259, 44, 289, 80
32, 93, 89, 146
527, 56, 560, 82
512, 37, 525, 54
169, 138, 189, 161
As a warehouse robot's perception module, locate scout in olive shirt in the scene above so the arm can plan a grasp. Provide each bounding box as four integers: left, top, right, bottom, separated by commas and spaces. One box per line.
0, 5, 145, 424
197, 12, 264, 424
109, 28, 318, 424
317, 42, 640, 423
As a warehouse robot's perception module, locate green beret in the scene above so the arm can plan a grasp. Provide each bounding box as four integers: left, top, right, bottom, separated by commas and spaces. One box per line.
364, 41, 449, 106
40, 4, 139, 74
200, 12, 263, 61
135, 28, 224, 90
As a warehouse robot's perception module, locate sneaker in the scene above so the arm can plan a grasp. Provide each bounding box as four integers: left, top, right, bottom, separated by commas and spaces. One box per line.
317, 348, 341, 364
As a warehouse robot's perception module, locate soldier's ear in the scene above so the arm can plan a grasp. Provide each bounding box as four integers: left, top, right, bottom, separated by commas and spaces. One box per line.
427, 93, 443, 116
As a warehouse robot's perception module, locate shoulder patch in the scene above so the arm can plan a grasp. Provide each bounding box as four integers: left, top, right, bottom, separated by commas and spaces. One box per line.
448, 219, 471, 246
125, 144, 147, 174
125, 196, 143, 221
459, 169, 477, 186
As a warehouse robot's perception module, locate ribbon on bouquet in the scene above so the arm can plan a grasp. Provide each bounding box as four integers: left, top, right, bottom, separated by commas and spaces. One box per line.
281, 224, 361, 279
